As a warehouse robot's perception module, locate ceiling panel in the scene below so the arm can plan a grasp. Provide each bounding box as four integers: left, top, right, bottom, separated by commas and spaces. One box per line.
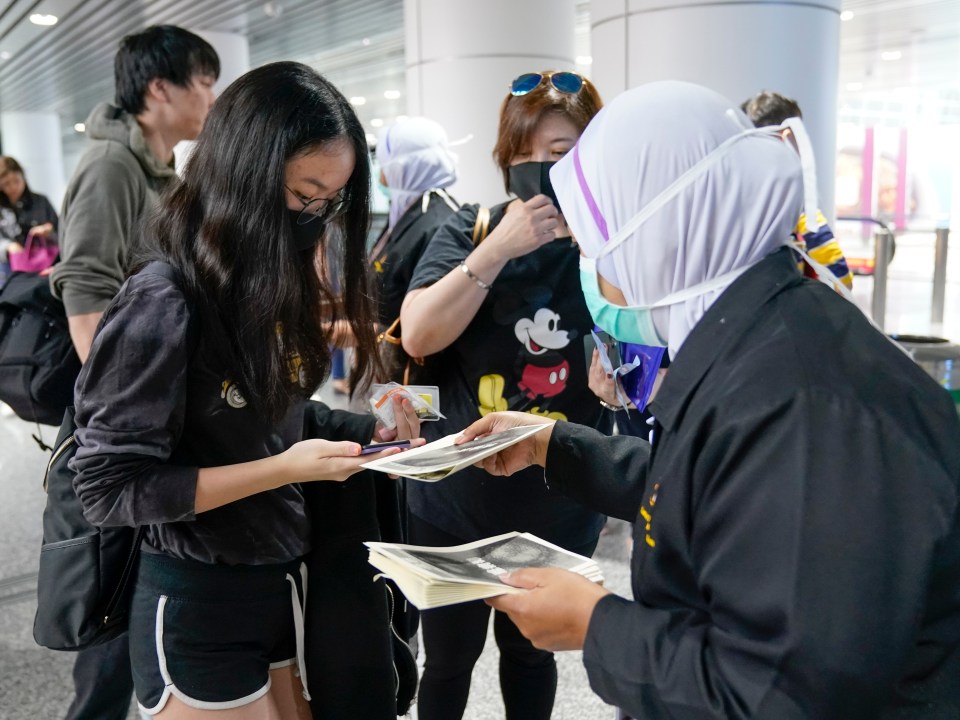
0, 0, 958, 155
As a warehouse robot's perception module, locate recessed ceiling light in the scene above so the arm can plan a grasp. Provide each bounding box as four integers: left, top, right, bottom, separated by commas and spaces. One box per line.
29, 13, 58, 26
263, 2, 283, 17
0, 51, 11, 60
840, 10, 854, 21
881, 50, 902, 61
384, 90, 401, 100
361, 38, 371, 46
365, 132, 377, 144
74, 123, 86, 133
370, 118, 384, 128
575, 55, 593, 65
396, 115, 408, 122
846, 82, 863, 91
349, 96, 366, 106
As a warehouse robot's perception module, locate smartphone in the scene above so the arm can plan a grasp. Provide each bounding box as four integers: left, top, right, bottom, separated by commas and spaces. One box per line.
360, 439, 415, 455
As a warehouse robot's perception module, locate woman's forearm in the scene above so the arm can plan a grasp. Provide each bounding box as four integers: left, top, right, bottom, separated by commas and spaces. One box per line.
400, 241, 509, 357
195, 455, 289, 514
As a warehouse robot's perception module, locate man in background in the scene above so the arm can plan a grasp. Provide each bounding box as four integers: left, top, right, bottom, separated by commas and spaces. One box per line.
742, 89, 854, 290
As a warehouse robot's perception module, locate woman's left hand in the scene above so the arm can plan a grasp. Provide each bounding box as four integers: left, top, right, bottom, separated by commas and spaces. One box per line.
373, 396, 421, 442
28, 223, 54, 239
588, 350, 635, 410
486, 568, 611, 651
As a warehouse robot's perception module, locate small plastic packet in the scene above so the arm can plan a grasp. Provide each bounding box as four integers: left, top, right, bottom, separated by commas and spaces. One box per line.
370, 383, 445, 429
591, 330, 641, 412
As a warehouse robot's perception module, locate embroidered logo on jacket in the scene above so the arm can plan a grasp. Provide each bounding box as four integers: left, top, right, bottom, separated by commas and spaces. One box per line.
221, 380, 247, 409
640, 482, 660, 548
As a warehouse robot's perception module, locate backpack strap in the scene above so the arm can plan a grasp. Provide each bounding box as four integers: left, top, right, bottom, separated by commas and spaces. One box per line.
471, 206, 490, 246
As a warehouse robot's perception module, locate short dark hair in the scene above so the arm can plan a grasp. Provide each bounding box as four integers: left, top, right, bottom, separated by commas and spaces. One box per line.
114, 25, 220, 115
138, 62, 380, 421
741, 90, 803, 128
492, 71, 602, 192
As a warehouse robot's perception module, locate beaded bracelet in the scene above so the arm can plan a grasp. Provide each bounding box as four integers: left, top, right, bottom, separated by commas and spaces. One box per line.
460, 262, 492, 290
599, 400, 626, 412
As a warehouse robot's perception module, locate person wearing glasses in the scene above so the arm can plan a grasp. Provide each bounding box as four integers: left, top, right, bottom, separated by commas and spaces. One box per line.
69, 62, 421, 719
399, 71, 606, 720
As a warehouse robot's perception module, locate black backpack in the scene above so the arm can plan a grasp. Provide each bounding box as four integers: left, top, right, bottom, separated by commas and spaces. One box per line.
33, 406, 145, 650
32, 261, 183, 651
0, 271, 80, 426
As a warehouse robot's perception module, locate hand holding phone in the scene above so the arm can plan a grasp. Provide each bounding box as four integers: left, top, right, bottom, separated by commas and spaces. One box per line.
360, 439, 416, 455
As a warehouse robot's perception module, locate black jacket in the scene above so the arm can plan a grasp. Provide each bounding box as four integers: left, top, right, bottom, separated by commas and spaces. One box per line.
372, 189, 458, 326
10, 189, 59, 242
546, 248, 960, 719
71, 264, 396, 717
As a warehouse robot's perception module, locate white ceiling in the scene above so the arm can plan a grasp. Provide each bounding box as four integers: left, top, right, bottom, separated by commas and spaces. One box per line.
0, 0, 957, 152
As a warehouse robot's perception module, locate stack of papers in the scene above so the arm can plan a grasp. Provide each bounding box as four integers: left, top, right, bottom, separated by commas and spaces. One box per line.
360, 424, 553, 482
366, 532, 604, 609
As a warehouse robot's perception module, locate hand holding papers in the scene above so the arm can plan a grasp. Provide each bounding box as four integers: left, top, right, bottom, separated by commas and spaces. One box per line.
366, 532, 603, 609
360, 423, 552, 481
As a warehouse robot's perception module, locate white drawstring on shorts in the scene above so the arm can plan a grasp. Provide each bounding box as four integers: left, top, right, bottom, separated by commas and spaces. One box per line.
286, 563, 311, 702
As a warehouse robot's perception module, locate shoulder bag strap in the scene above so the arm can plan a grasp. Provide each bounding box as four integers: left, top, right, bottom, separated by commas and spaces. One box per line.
471, 206, 491, 247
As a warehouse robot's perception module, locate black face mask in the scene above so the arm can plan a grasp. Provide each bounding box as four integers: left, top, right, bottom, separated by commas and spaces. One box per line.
287, 209, 325, 252
507, 161, 559, 205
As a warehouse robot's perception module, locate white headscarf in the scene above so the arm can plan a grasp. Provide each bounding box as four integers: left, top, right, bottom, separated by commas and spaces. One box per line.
551, 81, 805, 357
378, 117, 459, 230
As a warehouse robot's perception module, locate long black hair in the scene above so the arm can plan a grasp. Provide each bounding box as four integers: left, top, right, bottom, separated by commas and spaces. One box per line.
137, 61, 381, 422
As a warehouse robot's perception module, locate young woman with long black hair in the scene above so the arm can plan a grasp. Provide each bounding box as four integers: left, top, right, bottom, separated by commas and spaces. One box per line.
70, 61, 419, 719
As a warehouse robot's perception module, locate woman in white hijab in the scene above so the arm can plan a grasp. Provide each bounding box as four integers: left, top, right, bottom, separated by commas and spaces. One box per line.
457, 81, 960, 719
370, 117, 460, 381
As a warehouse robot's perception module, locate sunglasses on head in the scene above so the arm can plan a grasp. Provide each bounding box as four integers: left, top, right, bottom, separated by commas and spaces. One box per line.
510, 71, 584, 97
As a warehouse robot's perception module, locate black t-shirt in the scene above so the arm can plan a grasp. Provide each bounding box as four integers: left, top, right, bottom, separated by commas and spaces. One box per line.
372, 191, 457, 327
405, 201, 605, 548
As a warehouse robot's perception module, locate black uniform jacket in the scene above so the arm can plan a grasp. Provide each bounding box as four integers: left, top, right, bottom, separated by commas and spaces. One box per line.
545, 247, 960, 719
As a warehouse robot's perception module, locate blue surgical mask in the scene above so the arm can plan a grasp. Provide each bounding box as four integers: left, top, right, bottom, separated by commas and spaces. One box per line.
580, 256, 665, 346
579, 255, 753, 346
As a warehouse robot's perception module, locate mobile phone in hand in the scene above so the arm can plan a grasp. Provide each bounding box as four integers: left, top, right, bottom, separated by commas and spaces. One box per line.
360, 439, 415, 455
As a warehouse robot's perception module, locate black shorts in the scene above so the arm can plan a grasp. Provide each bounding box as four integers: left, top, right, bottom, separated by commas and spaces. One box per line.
129, 551, 308, 715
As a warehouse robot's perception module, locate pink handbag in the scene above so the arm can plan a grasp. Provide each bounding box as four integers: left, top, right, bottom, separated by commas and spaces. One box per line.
9, 231, 59, 273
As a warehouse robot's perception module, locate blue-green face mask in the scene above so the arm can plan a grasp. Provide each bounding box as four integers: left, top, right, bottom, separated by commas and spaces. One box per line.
579, 255, 754, 347
579, 256, 665, 346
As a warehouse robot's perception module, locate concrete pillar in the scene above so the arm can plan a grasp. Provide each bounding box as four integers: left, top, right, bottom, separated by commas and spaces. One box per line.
405, 0, 577, 207
1, 111, 66, 210
590, 0, 841, 221
174, 30, 251, 174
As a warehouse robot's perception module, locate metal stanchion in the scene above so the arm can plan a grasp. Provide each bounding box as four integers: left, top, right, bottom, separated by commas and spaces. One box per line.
931, 228, 950, 329
872, 229, 892, 331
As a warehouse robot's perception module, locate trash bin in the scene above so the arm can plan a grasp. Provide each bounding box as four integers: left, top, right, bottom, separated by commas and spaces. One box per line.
890, 335, 960, 414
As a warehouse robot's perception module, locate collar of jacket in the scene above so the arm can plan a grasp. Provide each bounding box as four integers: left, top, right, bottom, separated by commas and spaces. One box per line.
84, 102, 176, 180
648, 246, 804, 431
391, 192, 430, 240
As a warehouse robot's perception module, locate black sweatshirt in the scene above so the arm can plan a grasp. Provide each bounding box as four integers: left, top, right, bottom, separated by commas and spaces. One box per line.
71, 266, 376, 565
546, 248, 960, 719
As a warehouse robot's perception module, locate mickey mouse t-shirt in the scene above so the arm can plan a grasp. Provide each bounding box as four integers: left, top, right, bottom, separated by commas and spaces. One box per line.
406, 202, 605, 548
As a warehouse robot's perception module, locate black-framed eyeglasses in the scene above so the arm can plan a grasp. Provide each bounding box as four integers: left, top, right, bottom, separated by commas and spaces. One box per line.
510, 71, 584, 97
285, 185, 350, 226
